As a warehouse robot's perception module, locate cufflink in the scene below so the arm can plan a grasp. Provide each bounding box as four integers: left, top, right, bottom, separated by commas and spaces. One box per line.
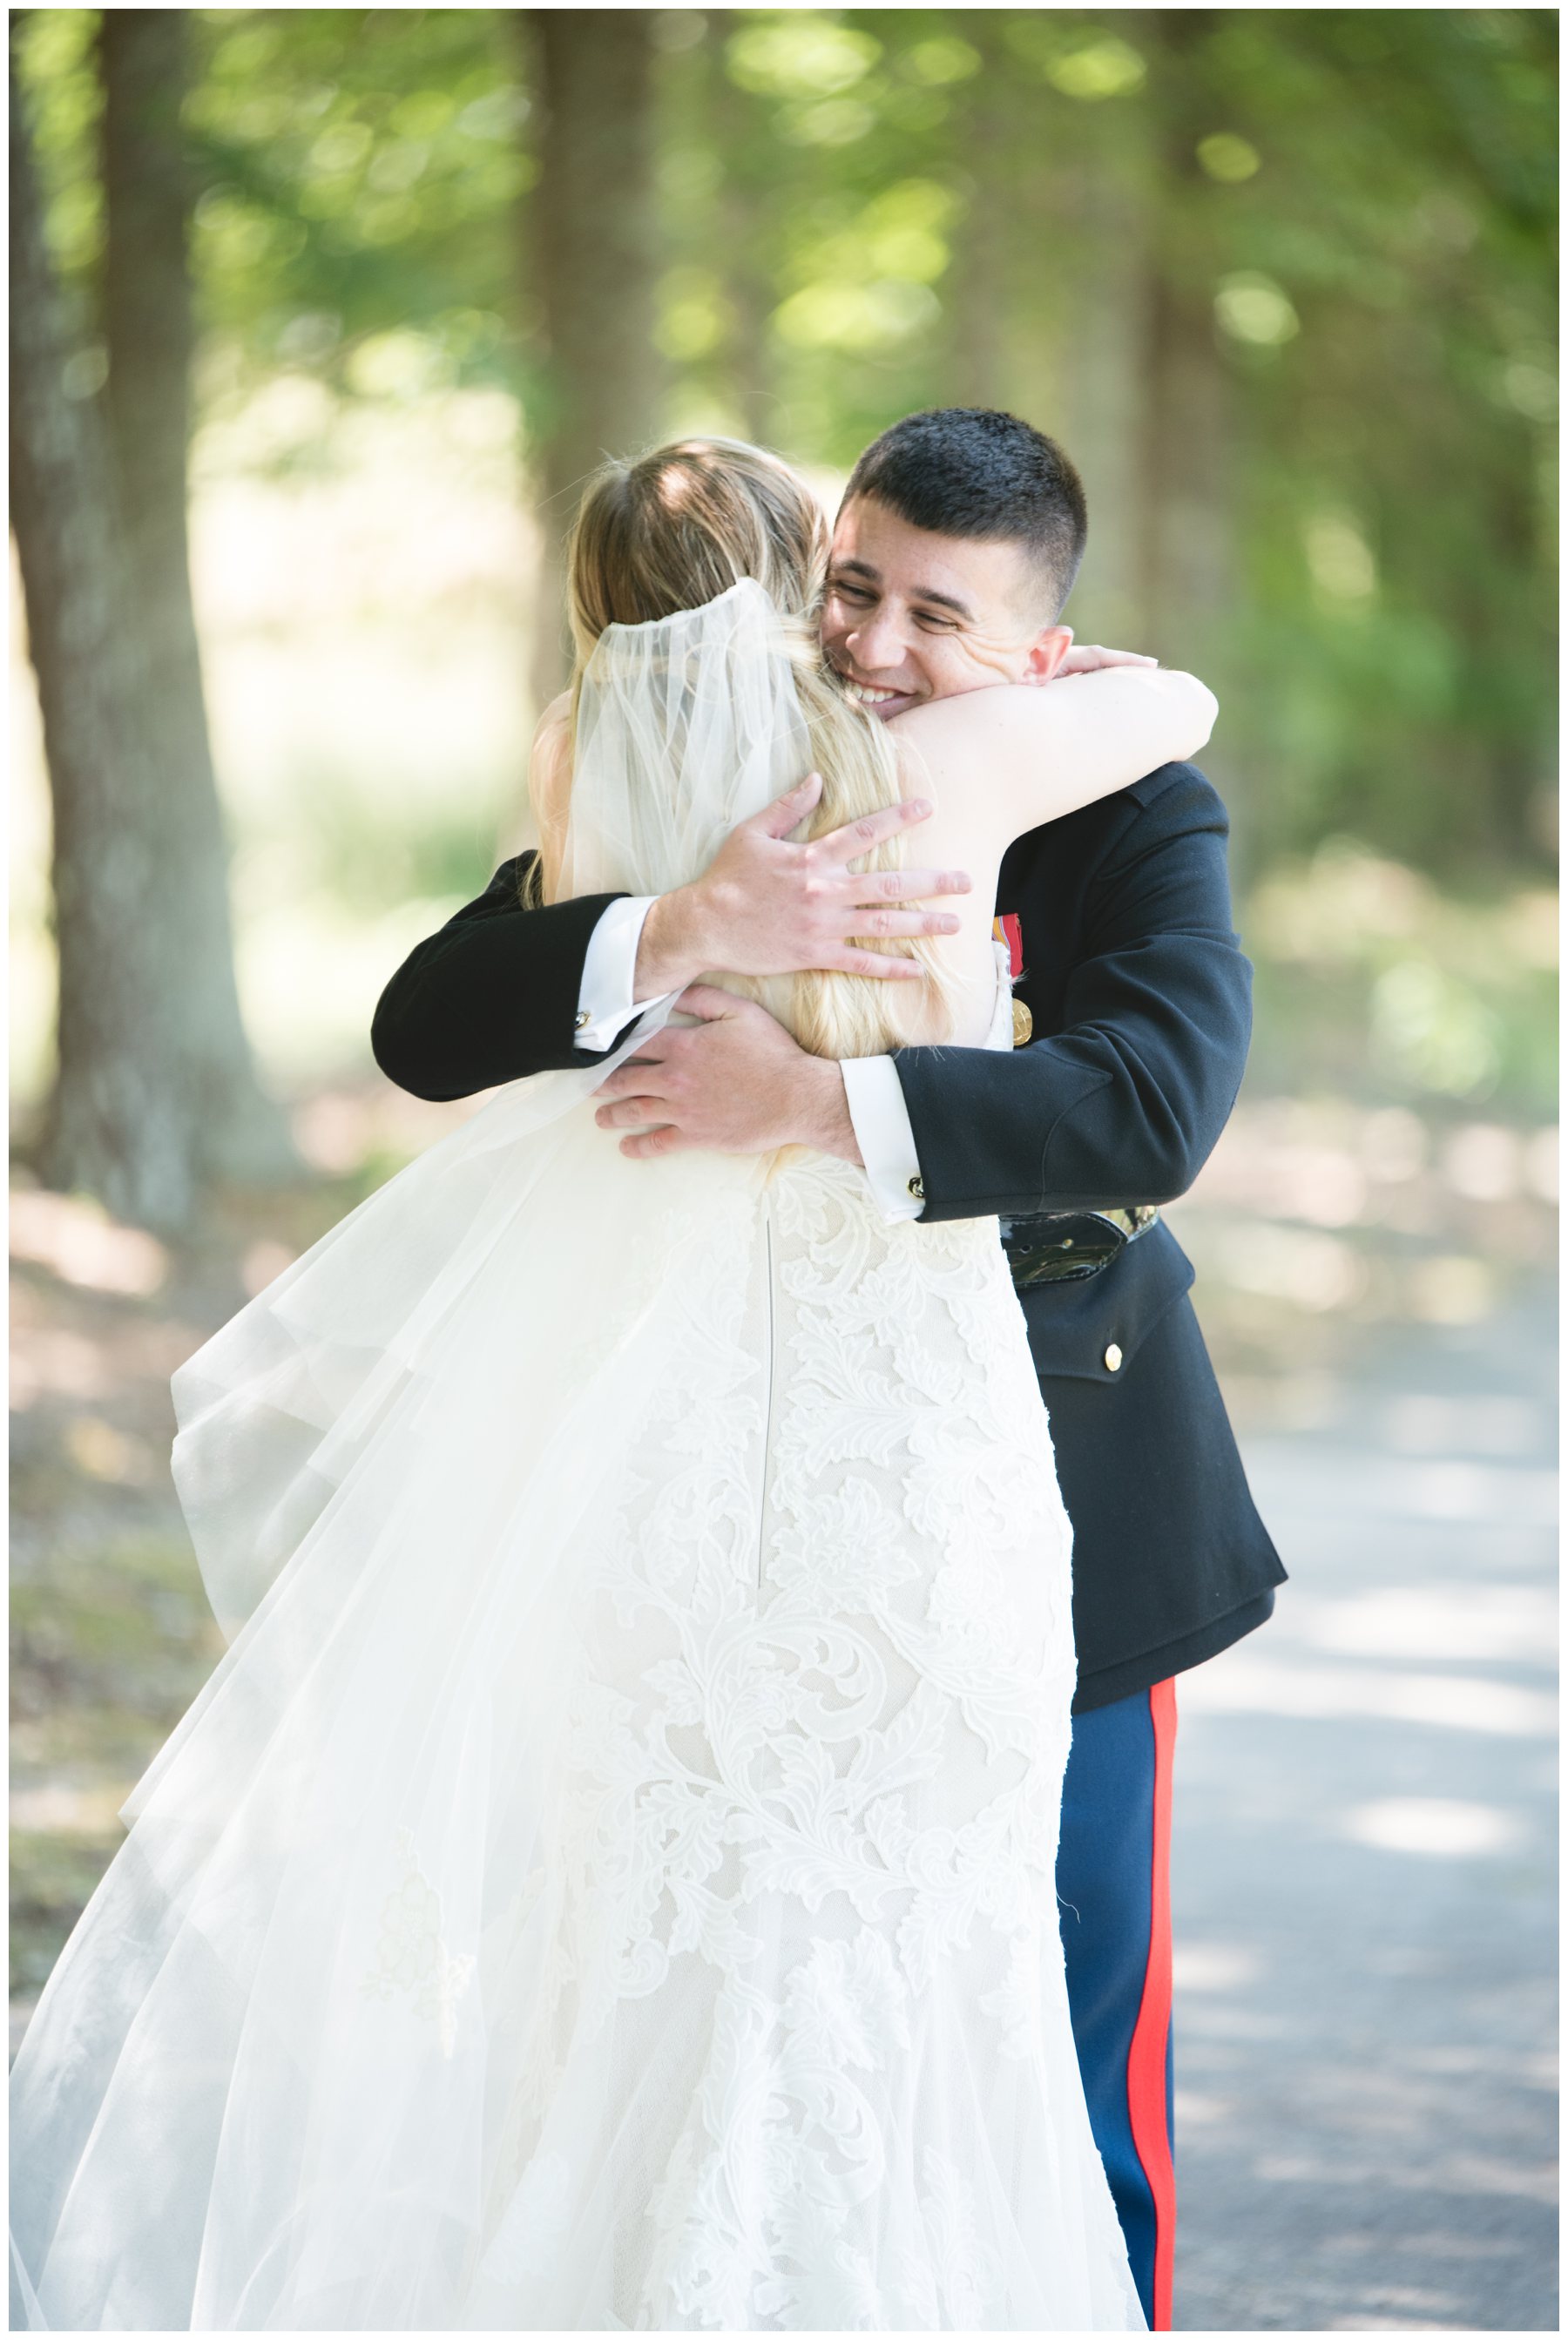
907, 1175, 924, 1202
574, 1010, 591, 1031
1104, 1342, 1124, 1373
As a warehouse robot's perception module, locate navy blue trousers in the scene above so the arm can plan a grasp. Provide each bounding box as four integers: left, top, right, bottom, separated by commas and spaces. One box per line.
1057, 1681, 1177, 2330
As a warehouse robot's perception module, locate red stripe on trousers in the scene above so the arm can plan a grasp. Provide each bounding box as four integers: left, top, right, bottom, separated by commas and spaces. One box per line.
1126, 1678, 1178, 2330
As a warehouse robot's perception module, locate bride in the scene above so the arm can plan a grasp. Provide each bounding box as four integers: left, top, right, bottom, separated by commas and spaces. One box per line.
10, 438, 1214, 2332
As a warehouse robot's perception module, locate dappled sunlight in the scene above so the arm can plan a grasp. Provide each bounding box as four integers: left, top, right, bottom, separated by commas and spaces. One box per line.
1170, 2089, 1232, 2130
1249, 1447, 1558, 1528
1173, 1261, 1554, 2328
290, 1079, 482, 1176
1298, 1585, 1556, 1665
63, 1415, 156, 1488
10, 1322, 114, 1409
1173, 1944, 1264, 1994
10, 1782, 132, 1839
1380, 1391, 1545, 1457
10, 1187, 169, 1298
241, 1239, 300, 1297
1408, 1255, 1498, 1325
1340, 1798, 1524, 1858
235, 896, 476, 1086
1166, 1084, 1557, 1422
1180, 1654, 1555, 1739
1203, 1220, 1367, 1312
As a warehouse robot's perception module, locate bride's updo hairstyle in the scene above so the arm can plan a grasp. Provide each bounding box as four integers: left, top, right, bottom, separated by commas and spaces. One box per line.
560, 436, 950, 1059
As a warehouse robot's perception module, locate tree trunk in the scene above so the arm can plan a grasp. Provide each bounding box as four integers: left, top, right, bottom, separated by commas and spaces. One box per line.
711, 51, 779, 446
522, 9, 661, 703
1054, 159, 1147, 648
10, 49, 193, 1229
944, 29, 1010, 412
1138, 272, 1231, 661
98, 9, 297, 1189
1134, 13, 1233, 667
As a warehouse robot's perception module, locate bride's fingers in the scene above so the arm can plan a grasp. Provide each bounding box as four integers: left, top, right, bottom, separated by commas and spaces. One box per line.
813, 798, 937, 863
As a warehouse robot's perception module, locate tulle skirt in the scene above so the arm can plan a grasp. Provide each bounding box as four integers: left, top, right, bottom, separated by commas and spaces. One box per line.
10, 1062, 1143, 2330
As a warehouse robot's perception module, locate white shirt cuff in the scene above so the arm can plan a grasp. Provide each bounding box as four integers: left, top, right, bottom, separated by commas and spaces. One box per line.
574, 896, 666, 1049
841, 1054, 925, 1221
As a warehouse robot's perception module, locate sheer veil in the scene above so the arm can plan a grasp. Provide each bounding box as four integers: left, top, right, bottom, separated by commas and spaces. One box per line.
172, 578, 808, 1640
561, 575, 809, 898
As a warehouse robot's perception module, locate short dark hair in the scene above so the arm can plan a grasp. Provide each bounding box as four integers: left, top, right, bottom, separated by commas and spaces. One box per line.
842, 408, 1088, 619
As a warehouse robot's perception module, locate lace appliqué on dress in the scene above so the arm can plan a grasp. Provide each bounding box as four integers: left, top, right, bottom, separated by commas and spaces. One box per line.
357, 1826, 476, 2058
497, 1157, 1086, 2328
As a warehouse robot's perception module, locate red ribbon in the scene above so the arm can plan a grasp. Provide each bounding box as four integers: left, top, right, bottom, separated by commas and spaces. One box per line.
992, 913, 1024, 980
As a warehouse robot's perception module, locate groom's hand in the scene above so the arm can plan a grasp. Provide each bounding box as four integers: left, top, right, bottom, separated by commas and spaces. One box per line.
593, 986, 862, 1164
632, 773, 970, 998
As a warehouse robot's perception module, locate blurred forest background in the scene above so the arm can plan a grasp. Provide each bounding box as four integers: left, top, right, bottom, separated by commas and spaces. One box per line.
8, 16, 1560, 2304
10, 7, 1558, 1213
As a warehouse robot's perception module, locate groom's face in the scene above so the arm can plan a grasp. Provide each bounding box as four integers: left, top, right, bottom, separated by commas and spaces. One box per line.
821, 496, 1073, 720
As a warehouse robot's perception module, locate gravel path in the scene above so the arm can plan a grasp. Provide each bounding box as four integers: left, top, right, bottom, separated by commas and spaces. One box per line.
1171, 1282, 1558, 2330
10, 1168, 1557, 2326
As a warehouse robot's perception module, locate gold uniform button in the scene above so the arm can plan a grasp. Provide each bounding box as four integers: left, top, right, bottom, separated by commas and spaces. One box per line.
574, 1010, 591, 1031
907, 1174, 925, 1202
1104, 1342, 1124, 1374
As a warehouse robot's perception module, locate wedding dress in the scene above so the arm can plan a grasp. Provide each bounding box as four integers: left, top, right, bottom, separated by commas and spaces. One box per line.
10, 581, 1146, 2333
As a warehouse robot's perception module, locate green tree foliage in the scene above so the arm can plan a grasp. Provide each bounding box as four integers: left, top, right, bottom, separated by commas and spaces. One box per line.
16, 6, 1557, 879
189, 10, 528, 402
653, 9, 1557, 875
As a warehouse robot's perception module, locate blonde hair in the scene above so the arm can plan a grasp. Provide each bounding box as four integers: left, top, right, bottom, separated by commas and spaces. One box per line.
536, 436, 950, 1060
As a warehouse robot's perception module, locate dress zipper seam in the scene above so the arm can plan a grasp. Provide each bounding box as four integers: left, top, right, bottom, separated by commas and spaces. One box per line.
758, 1207, 775, 1593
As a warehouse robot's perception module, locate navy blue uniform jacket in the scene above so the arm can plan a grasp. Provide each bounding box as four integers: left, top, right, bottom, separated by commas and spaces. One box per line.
371, 758, 1285, 1710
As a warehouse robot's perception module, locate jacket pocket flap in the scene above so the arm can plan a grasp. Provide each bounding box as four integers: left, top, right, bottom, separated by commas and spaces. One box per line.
1017, 1221, 1195, 1384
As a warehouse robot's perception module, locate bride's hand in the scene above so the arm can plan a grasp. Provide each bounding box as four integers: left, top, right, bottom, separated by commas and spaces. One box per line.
632, 774, 970, 998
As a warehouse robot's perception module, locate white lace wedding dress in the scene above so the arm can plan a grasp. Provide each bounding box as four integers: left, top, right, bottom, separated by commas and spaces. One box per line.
10, 583, 1145, 2333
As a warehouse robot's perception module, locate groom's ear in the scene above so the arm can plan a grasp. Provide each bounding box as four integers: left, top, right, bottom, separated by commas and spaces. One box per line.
1019, 625, 1074, 686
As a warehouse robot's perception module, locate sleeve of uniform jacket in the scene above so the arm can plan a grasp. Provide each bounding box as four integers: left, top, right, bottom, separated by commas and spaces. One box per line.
369, 853, 632, 1100
893, 762, 1253, 1222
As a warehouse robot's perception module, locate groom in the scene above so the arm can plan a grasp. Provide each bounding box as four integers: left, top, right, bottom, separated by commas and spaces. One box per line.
371, 409, 1283, 2330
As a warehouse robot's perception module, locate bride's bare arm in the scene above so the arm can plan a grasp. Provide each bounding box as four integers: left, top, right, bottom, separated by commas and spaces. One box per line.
890, 666, 1218, 845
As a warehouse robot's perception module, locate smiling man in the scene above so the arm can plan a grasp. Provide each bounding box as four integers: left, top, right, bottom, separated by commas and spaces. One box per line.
371, 409, 1284, 2329
826, 445, 1085, 716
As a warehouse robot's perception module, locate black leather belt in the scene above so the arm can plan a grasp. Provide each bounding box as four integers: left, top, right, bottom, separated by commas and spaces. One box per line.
998, 1205, 1159, 1288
